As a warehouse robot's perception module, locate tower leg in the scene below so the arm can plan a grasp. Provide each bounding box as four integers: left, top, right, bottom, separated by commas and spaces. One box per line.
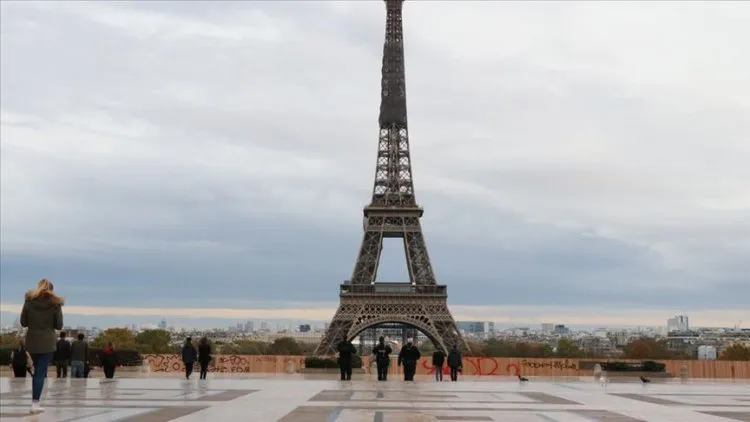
351, 231, 384, 284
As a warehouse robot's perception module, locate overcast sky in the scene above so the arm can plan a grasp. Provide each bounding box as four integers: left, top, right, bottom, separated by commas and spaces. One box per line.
1, 1, 749, 329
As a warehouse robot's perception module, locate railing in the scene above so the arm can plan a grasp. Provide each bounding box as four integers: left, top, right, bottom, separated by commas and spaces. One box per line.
340, 283, 446, 296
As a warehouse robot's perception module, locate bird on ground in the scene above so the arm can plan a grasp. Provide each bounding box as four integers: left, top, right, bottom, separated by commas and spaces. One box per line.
640, 376, 651, 384
518, 375, 529, 382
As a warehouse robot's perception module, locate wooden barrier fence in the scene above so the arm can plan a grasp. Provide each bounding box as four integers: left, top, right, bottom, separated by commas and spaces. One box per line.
142, 354, 750, 379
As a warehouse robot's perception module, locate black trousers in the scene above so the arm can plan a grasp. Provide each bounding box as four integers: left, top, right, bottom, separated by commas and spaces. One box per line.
376, 361, 388, 381
103, 364, 116, 379
339, 364, 352, 380
56, 362, 68, 378
403, 361, 416, 381
185, 362, 194, 379
450, 366, 459, 381
199, 361, 209, 380
13, 366, 27, 378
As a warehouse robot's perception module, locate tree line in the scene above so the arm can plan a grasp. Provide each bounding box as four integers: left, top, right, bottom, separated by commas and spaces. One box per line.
1, 331, 748, 360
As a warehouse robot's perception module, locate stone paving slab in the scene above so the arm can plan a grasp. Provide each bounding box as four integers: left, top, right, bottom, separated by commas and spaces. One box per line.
1, 376, 749, 421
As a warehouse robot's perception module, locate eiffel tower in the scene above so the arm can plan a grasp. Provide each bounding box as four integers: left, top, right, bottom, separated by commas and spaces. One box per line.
315, 0, 468, 356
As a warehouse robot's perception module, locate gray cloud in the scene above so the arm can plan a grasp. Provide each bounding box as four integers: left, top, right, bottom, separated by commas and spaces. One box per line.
1, 1, 749, 323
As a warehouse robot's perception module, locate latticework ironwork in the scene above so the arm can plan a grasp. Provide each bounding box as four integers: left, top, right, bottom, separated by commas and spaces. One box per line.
315, 0, 467, 356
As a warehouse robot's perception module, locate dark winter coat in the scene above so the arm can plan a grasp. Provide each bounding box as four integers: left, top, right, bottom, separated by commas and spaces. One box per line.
11, 346, 32, 369
182, 344, 198, 363
432, 350, 445, 366
54, 339, 72, 362
20, 292, 64, 354
70, 340, 89, 362
337, 341, 356, 366
447, 350, 462, 368
198, 344, 212, 363
100, 347, 118, 368
398, 344, 421, 365
372, 343, 393, 364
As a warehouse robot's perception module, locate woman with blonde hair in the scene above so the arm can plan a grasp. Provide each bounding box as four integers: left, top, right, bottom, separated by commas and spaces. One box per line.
20, 278, 64, 414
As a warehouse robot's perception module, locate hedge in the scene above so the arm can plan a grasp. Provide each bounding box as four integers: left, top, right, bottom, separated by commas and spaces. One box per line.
0, 346, 142, 367
305, 355, 363, 369
600, 360, 666, 372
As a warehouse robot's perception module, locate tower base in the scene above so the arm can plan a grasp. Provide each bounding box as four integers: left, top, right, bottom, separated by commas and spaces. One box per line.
315, 283, 468, 355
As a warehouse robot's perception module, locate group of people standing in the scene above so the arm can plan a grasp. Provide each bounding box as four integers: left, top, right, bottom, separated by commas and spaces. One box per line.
338, 336, 464, 382
49, 332, 118, 379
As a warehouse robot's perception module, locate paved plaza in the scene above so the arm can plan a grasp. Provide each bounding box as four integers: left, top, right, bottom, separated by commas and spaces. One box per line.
1, 375, 749, 421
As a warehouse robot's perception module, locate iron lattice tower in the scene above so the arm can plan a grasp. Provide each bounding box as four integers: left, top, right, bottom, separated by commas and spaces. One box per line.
315, 0, 468, 356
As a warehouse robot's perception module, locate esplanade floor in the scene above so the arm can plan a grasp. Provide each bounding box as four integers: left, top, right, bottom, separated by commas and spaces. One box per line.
1, 374, 749, 422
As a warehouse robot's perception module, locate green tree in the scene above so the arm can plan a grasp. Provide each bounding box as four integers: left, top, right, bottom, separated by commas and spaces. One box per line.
622, 338, 674, 359
556, 338, 585, 358
0, 333, 20, 346
266, 337, 302, 355
465, 341, 487, 357
92, 328, 136, 349
134, 329, 172, 354
222, 340, 267, 355
419, 340, 436, 354
720, 344, 750, 361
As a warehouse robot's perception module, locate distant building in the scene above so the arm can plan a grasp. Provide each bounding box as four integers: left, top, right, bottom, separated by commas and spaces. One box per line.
667, 315, 689, 333
244, 321, 254, 332
553, 324, 570, 335
541, 323, 554, 334
158, 319, 167, 330
299, 324, 311, 333
457, 321, 492, 336
698, 345, 717, 360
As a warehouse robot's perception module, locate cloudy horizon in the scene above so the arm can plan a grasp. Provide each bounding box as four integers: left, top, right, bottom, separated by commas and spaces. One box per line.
1, 1, 748, 329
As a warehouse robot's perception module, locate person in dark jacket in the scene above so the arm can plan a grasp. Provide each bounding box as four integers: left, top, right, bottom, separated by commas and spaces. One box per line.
372, 336, 392, 381
10, 338, 33, 378
70, 333, 89, 378
20, 278, 64, 414
432, 348, 446, 382
447, 345, 463, 382
197, 337, 212, 380
398, 338, 421, 381
54, 331, 71, 378
337, 339, 356, 381
100, 342, 118, 379
182, 337, 198, 380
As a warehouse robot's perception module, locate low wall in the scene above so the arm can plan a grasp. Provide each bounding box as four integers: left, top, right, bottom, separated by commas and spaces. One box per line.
142, 355, 750, 379
144, 354, 305, 373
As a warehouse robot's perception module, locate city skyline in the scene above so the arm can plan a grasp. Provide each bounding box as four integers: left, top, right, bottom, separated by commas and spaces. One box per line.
1, 2, 749, 325
1, 303, 745, 331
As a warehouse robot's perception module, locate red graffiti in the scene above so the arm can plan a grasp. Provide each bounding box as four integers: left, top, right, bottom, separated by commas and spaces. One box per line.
449, 357, 499, 376
507, 363, 520, 376
480, 357, 499, 375
421, 360, 436, 374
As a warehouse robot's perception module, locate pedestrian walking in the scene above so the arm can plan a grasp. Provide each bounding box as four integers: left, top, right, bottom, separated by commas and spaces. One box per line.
182, 337, 197, 380
432, 348, 445, 382
70, 333, 89, 378
20, 278, 64, 414
337, 339, 356, 380
372, 336, 392, 381
397, 338, 421, 381
54, 332, 71, 378
197, 337, 212, 380
10, 338, 33, 378
447, 345, 463, 382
